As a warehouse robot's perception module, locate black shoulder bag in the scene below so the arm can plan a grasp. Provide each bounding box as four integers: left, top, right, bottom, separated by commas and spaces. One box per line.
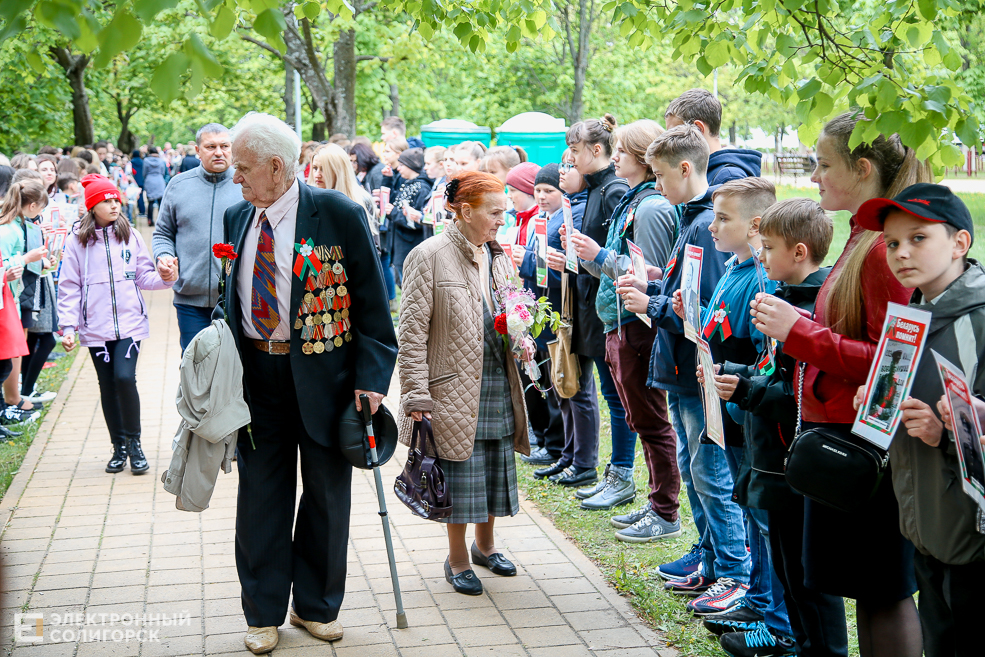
784, 363, 890, 514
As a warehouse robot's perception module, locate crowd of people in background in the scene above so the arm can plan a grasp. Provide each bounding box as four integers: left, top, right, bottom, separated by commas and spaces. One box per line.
3, 89, 984, 657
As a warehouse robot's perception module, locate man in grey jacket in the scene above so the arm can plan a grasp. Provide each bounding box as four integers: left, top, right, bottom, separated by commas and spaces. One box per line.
153, 124, 243, 350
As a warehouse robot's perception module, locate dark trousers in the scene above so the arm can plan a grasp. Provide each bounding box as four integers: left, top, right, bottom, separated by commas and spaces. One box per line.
605, 320, 680, 522
914, 551, 985, 657
174, 303, 214, 352
0, 359, 11, 387
593, 355, 636, 466
21, 332, 56, 395
236, 346, 352, 627
89, 339, 142, 444
559, 354, 600, 469
519, 346, 564, 458
768, 506, 848, 657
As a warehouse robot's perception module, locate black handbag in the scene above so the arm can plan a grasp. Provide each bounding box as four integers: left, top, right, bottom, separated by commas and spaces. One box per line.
784, 364, 890, 513
394, 417, 453, 520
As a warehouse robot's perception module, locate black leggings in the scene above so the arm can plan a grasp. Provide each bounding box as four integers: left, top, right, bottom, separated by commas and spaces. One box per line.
21, 332, 57, 396
89, 339, 141, 444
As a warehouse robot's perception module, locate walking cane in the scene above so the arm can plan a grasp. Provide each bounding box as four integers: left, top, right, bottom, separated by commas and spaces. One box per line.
359, 394, 409, 629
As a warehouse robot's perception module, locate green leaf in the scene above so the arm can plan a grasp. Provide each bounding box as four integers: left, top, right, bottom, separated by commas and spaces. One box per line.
254, 7, 286, 53
530, 10, 546, 29
210, 5, 235, 39
35, 0, 82, 40
695, 56, 713, 77
940, 144, 963, 167
151, 51, 190, 103
876, 111, 904, 137
956, 117, 981, 147
922, 99, 946, 115
705, 39, 729, 68
0, 13, 27, 43
75, 8, 99, 52
797, 78, 821, 100
417, 21, 433, 40
184, 33, 223, 78
133, 0, 179, 21
917, 0, 936, 21
899, 118, 933, 152
94, 10, 142, 68
943, 49, 963, 71
302, 1, 320, 20
876, 80, 895, 111
453, 21, 472, 41
812, 92, 833, 120
26, 50, 44, 73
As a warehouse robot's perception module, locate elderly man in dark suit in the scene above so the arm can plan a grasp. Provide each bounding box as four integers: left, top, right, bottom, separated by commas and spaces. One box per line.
218, 112, 397, 654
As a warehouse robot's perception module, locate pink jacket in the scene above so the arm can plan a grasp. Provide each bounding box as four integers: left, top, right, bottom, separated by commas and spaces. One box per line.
58, 225, 173, 347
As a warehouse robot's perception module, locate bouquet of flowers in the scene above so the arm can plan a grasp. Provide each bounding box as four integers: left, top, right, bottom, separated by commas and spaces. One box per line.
493, 277, 562, 393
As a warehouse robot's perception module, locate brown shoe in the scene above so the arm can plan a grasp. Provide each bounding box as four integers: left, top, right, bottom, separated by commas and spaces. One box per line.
244, 626, 278, 654
289, 609, 344, 641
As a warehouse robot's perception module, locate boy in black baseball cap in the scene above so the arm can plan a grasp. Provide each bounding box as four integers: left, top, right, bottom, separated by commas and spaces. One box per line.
854, 182, 985, 657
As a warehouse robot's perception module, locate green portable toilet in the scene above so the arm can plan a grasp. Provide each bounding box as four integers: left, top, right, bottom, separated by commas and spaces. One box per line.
494, 112, 568, 166
420, 119, 491, 148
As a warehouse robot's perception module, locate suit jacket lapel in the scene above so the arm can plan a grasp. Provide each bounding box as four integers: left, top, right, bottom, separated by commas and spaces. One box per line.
291, 183, 319, 326
228, 203, 256, 325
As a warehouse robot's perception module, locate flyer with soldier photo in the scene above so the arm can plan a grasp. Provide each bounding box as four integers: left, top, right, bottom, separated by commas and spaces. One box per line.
697, 337, 725, 448
932, 350, 985, 512
681, 245, 703, 343
852, 303, 932, 449
626, 239, 651, 328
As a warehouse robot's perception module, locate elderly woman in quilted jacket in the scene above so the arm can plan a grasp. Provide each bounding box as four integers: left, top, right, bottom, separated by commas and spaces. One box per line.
398, 170, 530, 597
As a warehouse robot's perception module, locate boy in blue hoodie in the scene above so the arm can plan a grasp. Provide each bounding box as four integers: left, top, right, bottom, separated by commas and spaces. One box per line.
676, 178, 787, 627
665, 89, 763, 185
617, 125, 746, 602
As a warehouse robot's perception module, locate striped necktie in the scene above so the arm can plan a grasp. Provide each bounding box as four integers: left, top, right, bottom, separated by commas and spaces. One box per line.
251, 211, 280, 339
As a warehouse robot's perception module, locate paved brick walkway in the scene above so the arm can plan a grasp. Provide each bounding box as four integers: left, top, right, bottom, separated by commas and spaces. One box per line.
0, 232, 673, 656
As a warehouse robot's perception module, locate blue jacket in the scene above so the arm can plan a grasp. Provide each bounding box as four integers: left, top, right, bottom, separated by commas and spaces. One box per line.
707, 149, 762, 186
583, 182, 677, 332
645, 186, 729, 393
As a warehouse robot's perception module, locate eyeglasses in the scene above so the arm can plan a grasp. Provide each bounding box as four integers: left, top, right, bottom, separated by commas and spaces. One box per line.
559, 163, 574, 172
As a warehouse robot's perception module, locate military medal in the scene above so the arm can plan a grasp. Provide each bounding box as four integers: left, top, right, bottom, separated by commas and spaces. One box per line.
313, 341, 325, 354
345, 332, 352, 343
305, 315, 314, 327
341, 308, 349, 319
294, 318, 303, 330
304, 292, 314, 305
334, 336, 344, 347
313, 313, 323, 325
334, 310, 342, 322
336, 285, 347, 297
302, 342, 314, 355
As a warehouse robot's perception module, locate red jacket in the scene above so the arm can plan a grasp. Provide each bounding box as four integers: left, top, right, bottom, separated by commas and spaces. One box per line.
783, 219, 913, 424
0, 247, 28, 361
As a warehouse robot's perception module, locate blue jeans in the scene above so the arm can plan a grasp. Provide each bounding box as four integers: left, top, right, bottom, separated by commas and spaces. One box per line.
175, 303, 214, 352
594, 356, 636, 469
379, 251, 396, 301
746, 507, 793, 637
668, 391, 750, 583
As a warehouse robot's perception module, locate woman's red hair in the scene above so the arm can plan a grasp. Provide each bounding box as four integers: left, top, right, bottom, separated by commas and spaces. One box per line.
445, 170, 503, 220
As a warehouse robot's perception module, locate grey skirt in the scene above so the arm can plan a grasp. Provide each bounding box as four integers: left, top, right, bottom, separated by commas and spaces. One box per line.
436, 435, 519, 525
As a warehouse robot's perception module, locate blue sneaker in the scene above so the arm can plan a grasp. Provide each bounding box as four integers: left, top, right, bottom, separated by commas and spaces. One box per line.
719, 623, 797, 656
663, 573, 713, 596
656, 543, 702, 580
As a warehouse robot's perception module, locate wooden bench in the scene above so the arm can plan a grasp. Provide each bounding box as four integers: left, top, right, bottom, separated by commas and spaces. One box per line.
776, 155, 815, 177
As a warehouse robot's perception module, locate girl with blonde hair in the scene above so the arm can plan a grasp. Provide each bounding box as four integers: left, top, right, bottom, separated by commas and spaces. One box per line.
308, 144, 379, 247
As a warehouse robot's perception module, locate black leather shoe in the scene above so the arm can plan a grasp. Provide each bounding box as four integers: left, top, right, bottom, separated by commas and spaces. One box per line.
106, 440, 128, 473
551, 466, 598, 487
520, 446, 555, 465
470, 542, 516, 577
444, 558, 483, 595
128, 438, 149, 474
533, 460, 568, 479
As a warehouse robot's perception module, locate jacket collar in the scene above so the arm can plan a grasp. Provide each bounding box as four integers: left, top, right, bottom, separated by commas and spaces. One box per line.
202, 167, 231, 184
446, 220, 504, 265
584, 163, 619, 189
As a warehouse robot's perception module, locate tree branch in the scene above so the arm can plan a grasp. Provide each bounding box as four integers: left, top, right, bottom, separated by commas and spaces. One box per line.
239, 33, 284, 60
356, 55, 391, 62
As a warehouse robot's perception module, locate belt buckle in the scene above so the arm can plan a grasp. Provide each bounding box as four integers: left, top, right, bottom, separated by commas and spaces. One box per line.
268, 340, 287, 355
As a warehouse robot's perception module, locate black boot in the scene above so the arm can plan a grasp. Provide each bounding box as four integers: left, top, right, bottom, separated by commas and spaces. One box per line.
106, 439, 127, 473
128, 437, 149, 474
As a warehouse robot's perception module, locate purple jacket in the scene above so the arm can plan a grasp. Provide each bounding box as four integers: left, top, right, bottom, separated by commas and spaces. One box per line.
58, 225, 173, 347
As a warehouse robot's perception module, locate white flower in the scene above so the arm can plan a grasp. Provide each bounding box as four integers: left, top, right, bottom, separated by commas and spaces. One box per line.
299, 243, 313, 257
507, 314, 526, 334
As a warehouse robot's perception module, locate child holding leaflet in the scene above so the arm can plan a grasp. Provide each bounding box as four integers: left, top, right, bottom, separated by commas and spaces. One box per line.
852, 183, 984, 657
616, 125, 739, 591
711, 198, 847, 656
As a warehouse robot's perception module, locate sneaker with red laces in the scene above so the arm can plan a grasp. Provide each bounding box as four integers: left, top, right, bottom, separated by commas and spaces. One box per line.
663, 573, 713, 597
686, 577, 748, 615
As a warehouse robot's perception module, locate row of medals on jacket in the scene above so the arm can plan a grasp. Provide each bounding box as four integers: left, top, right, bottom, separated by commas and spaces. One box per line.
296, 245, 352, 355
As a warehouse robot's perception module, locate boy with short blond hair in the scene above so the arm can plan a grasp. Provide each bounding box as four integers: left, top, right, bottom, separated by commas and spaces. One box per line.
711, 198, 845, 656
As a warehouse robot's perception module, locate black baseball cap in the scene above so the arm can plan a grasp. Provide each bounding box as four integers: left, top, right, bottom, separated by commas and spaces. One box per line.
856, 183, 974, 242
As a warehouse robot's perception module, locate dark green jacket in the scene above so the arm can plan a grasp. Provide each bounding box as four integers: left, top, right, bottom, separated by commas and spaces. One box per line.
891, 261, 985, 564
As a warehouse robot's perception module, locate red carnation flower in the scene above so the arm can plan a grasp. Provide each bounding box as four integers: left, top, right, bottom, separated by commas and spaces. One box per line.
494, 313, 509, 335
212, 243, 238, 260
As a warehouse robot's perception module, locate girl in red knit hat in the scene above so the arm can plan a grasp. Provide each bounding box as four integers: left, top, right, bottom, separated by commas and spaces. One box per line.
57, 174, 178, 475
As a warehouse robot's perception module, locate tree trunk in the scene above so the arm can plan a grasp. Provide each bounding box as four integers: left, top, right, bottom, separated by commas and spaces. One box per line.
50, 47, 94, 146
333, 28, 357, 138
729, 121, 737, 146
116, 99, 137, 153
281, 6, 338, 134
569, 0, 593, 123
311, 122, 326, 141
389, 83, 400, 118
284, 59, 297, 130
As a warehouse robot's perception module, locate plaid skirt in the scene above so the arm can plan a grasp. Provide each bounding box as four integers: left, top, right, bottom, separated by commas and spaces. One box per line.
436, 435, 519, 525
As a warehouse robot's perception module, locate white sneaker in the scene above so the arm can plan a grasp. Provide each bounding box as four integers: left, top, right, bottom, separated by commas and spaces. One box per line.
25, 390, 56, 403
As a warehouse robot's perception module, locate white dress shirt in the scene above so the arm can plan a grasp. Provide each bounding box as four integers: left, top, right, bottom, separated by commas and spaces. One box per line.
237, 180, 300, 341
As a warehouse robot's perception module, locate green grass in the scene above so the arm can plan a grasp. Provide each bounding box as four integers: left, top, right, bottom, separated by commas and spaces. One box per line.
0, 346, 77, 502
517, 381, 861, 656
773, 185, 985, 266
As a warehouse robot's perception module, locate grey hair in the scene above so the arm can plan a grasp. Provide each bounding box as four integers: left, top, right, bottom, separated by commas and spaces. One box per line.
230, 112, 301, 180
195, 122, 229, 145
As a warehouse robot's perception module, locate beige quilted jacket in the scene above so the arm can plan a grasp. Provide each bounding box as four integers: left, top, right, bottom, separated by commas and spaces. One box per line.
397, 221, 529, 462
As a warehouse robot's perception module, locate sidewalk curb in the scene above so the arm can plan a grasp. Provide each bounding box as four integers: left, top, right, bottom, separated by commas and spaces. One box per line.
0, 350, 87, 539
519, 492, 679, 656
